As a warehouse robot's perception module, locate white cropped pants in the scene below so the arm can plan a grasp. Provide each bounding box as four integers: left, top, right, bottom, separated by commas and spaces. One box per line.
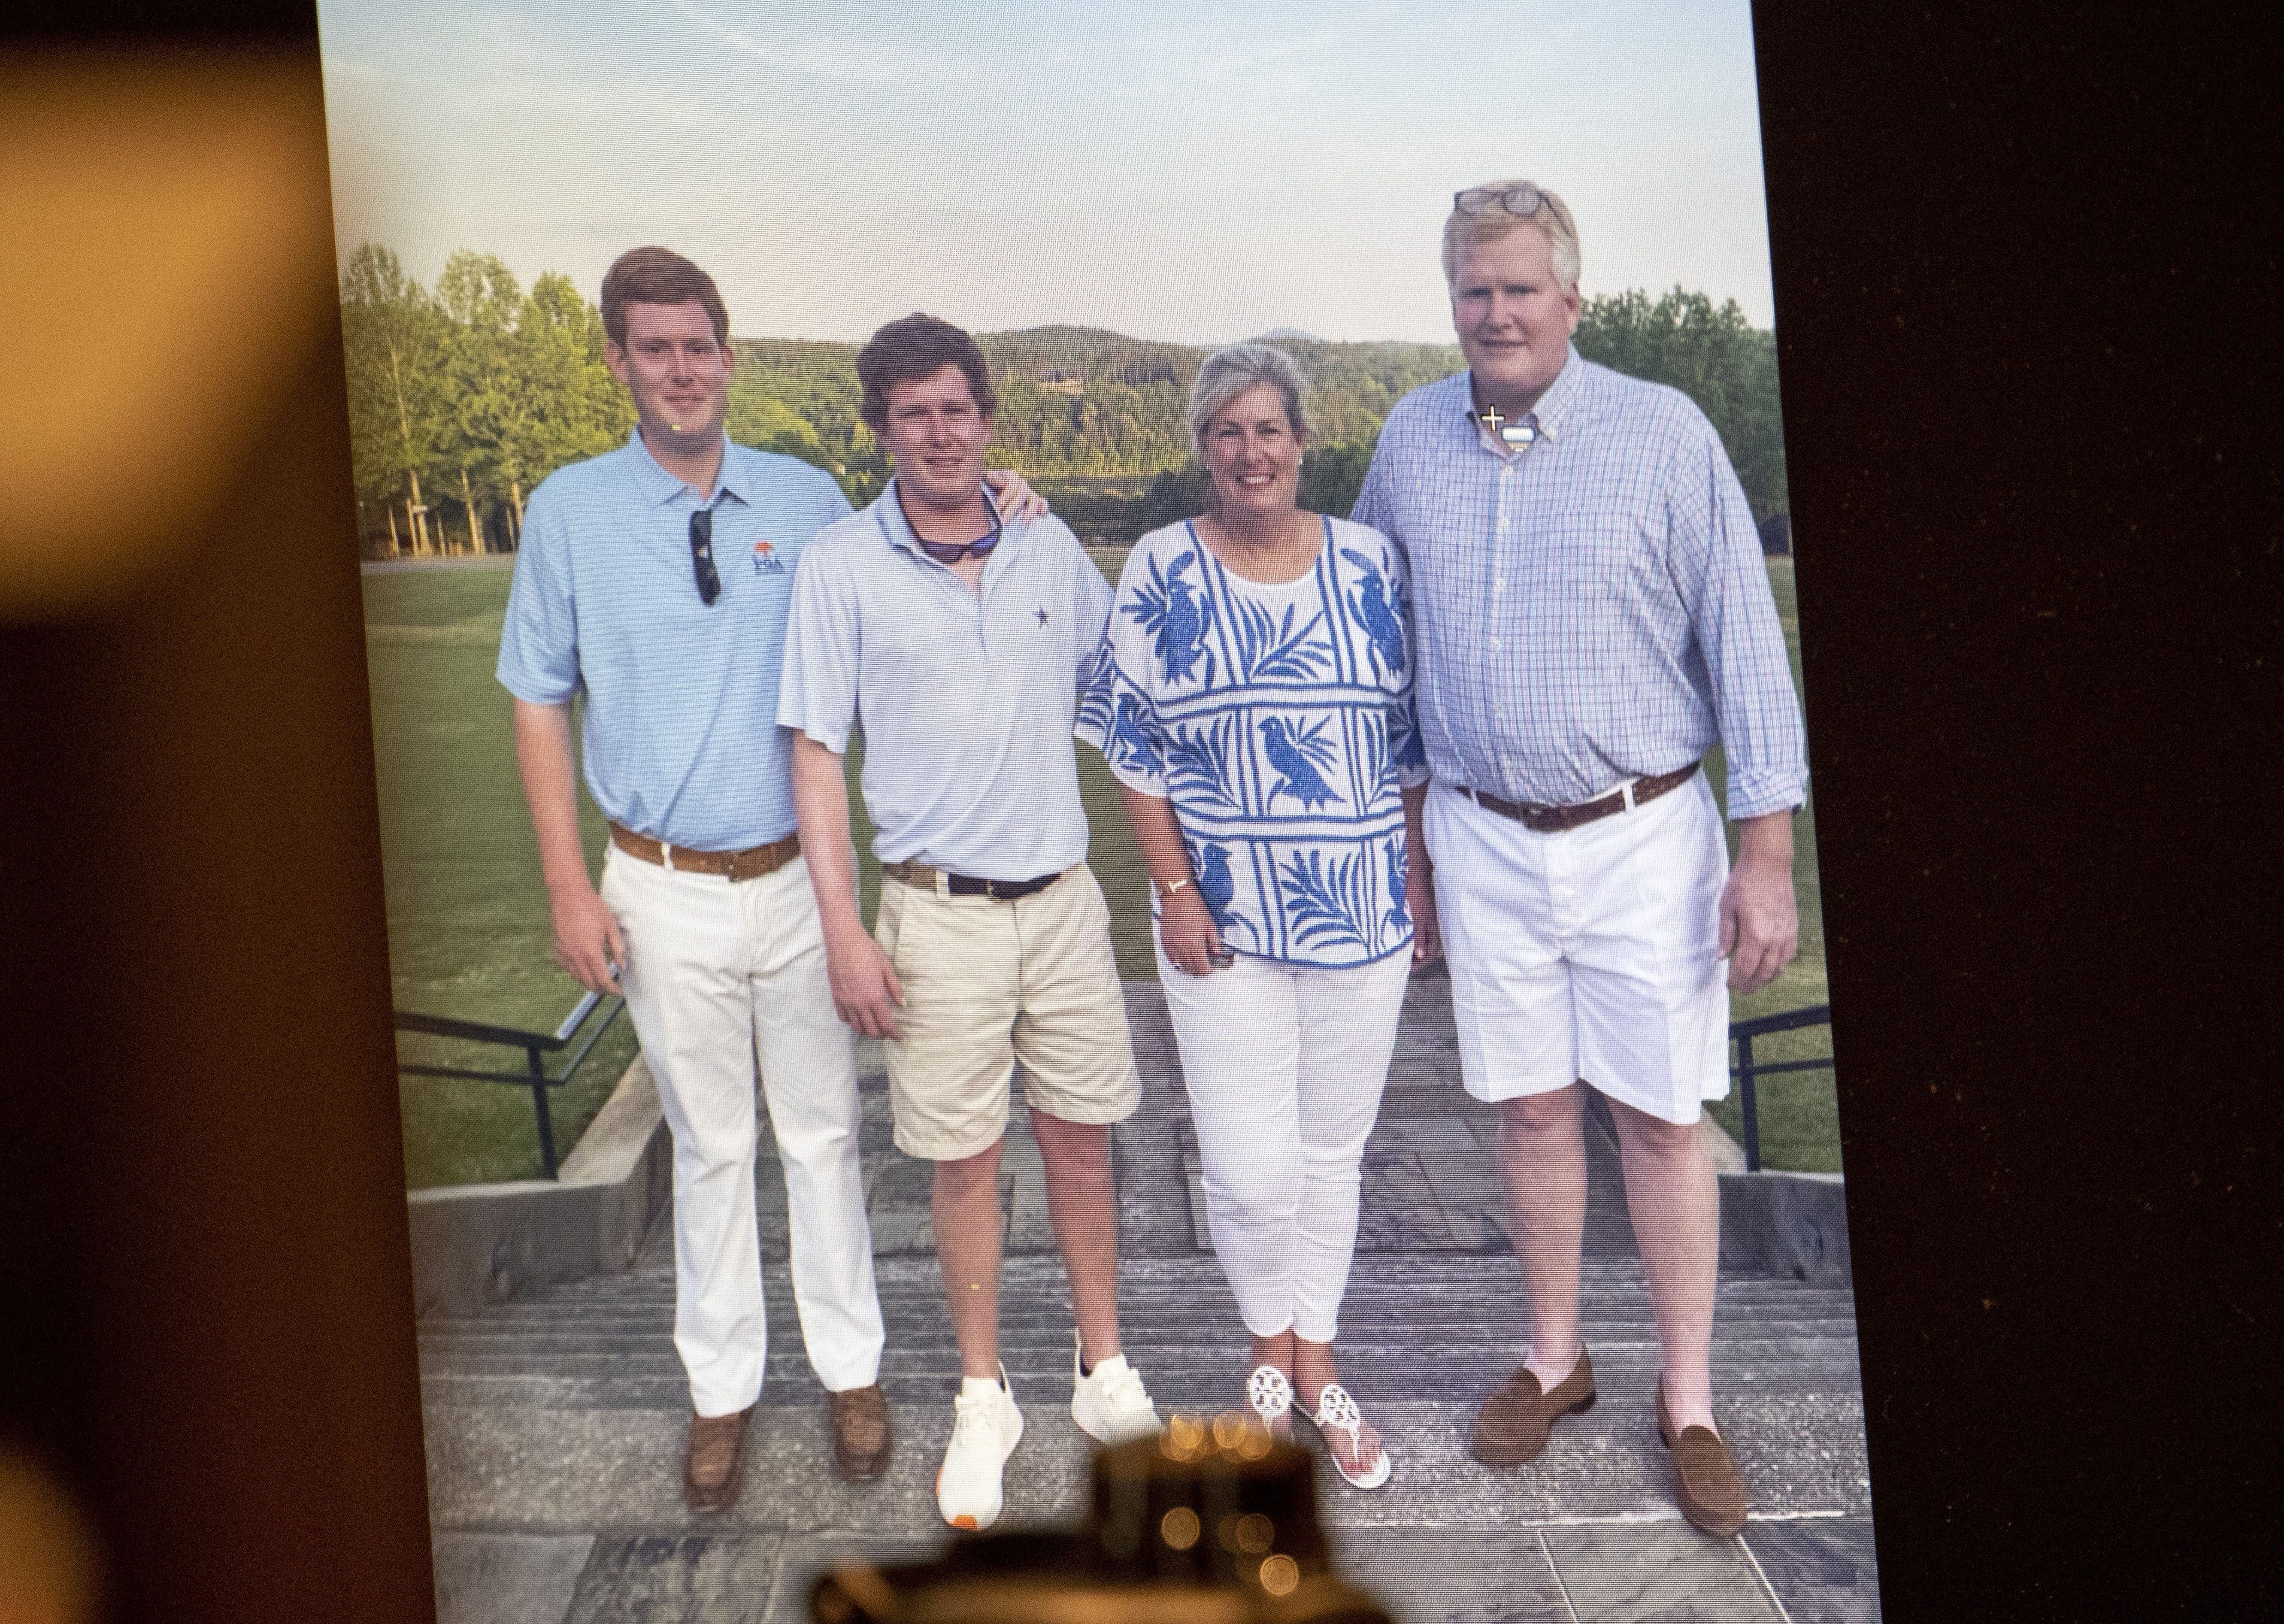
602, 846, 884, 1417
1155, 929, 1413, 1343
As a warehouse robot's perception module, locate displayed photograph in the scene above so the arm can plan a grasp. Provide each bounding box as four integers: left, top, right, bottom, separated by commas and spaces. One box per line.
320, 1, 1871, 1618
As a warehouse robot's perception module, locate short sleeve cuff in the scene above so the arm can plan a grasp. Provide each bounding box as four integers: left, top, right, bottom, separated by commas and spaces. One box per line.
1395, 763, 1432, 790
782, 709, 852, 756
495, 662, 578, 707
1104, 755, 1169, 799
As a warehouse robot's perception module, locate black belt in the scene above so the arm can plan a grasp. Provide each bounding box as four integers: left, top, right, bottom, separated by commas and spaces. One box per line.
883, 859, 1063, 901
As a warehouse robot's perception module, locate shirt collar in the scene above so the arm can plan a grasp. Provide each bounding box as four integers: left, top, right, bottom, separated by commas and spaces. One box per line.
1458, 344, 1587, 450
874, 476, 1013, 559
626, 426, 747, 508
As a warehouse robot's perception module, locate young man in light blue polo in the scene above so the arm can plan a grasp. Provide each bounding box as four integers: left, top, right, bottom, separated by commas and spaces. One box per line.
781, 313, 1162, 1532
497, 250, 1041, 1512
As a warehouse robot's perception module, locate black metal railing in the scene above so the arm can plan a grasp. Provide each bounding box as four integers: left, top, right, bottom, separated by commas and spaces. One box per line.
1730, 1003, 1833, 1172
394, 991, 626, 1179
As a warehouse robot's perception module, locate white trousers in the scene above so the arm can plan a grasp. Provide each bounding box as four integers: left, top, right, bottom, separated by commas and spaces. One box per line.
602, 846, 884, 1416
1155, 929, 1413, 1343
1425, 772, 1732, 1126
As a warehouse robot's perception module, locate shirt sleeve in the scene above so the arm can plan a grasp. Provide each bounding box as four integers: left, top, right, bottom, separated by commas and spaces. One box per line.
776, 538, 862, 753
1349, 431, 1395, 538
495, 486, 581, 705
1074, 542, 1169, 797
1379, 532, 1432, 790
816, 470, 856, 529
1665, 418, 1808, 820
1068, 525, 1116, 681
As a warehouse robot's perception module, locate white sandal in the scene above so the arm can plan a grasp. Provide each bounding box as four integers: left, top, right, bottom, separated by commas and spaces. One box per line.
1304, 1382, 1392, 1490
1247, 1364, 1293, 1429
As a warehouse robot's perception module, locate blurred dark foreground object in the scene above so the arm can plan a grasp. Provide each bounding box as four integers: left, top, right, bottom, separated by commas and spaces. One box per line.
813, 1415, 1392, 1623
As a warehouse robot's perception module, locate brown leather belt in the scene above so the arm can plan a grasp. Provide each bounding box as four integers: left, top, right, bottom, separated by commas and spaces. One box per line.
608, 822, 801, 881
883, 859, 1062, 901
1452, 761, 1700, 834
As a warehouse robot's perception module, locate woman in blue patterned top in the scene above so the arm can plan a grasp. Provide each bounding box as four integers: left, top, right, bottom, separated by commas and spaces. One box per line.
1079, 343, 1436, 1489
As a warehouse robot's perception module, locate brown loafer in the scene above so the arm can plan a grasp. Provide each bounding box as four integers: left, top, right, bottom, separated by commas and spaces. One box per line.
827, 1383, 892, 1482
1656, 1383, 1748, 1537
683, 1404, 754, 1513
1471, 1349, 1596, 1465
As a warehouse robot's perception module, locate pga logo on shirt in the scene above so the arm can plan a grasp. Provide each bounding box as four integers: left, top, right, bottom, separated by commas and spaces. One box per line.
752, 540, 785, 575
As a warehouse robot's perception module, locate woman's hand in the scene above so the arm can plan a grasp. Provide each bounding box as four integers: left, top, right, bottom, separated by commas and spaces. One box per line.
983, 468, 1050, 522
1159, 885, 1227, 977
1408, 853, 1442, 968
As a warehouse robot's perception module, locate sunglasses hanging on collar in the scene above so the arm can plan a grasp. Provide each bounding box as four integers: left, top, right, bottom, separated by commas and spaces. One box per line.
689, 507, 721, 604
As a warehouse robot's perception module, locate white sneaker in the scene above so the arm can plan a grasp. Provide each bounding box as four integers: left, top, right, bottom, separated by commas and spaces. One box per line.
936, 1369, 1023, 1531
1071, 1332, 1163, 1444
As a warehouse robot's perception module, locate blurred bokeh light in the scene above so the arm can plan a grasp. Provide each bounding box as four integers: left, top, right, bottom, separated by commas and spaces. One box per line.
0, 51, 338, 619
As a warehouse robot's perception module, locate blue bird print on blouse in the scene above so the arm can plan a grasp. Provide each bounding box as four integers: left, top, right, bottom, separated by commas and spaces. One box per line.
1137, 550, 1213, 684
1110, 692, 1161, 775
1383, 835, 1410, 935
1340, 547, 1407, 679
1192, 841, 1238, 934
1259, 715, 1342, 811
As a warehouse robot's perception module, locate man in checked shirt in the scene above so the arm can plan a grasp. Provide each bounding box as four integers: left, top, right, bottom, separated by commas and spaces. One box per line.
1350, 180, 1808, 1537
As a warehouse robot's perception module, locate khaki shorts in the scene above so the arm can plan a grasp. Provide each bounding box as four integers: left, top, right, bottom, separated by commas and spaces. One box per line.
873, 862, 1141, 1161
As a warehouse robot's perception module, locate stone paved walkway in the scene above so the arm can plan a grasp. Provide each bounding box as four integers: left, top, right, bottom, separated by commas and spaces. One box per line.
418, 977, 1879, 1623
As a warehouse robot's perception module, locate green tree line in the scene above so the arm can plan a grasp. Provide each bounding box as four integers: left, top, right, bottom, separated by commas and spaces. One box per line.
339, 243, 1788, 558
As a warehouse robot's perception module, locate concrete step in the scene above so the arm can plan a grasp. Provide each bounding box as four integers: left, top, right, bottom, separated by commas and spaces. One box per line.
417, 1346, 1872, 1422
420, 1390, 1870, 1537
416, 972, 1876, 1622
486, 1250, 1838, 1298
417, 1251, 1867, 1475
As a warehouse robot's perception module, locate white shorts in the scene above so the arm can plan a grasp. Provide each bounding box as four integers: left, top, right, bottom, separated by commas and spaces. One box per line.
1424, 772, 1731, 1126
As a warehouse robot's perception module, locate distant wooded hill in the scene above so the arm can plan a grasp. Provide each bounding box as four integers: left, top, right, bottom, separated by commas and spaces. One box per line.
340, 244, 1787, 558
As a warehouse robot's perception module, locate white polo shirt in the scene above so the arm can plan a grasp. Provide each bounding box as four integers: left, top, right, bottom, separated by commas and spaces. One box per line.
778, 481, 1114, 881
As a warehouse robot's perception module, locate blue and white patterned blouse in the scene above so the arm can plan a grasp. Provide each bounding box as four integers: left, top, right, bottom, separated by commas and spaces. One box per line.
1078, 516, 1429, 968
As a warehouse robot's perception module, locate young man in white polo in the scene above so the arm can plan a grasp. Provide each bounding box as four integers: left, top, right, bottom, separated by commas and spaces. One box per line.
781, 313, 1162, 1531
498, 251, 1041, 1511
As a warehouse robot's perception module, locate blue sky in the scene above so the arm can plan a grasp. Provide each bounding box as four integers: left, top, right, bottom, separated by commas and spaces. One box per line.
317, 0, 1776, 344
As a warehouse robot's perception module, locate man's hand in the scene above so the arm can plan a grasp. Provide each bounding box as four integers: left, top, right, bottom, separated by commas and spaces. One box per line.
1717, 811, 1799, 993
1158, 887, 1226, 977
984, 468, 1049, 522
825, 919, 905, 1040
1408, 855, 1443, 968
550, 880, 627, 995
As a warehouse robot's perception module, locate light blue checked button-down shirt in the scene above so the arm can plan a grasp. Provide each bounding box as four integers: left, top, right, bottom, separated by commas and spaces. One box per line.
1351, 349, 1807, 820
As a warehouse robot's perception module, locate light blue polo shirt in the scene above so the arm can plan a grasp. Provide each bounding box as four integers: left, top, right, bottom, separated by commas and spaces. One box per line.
496, 428, 853, 850
778, 480, 1113, 881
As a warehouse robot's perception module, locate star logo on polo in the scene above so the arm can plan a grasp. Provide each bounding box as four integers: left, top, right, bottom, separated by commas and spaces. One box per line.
752, 540, 785, 574
1035, 607, 1050, 627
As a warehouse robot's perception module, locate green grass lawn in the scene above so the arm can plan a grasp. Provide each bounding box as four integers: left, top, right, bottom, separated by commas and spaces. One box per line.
366, 552, 1837, 1185
363, 563, 639, 1187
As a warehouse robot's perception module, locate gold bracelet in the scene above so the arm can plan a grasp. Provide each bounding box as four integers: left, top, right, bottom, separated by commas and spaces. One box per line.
1155, 876, 1193, 900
